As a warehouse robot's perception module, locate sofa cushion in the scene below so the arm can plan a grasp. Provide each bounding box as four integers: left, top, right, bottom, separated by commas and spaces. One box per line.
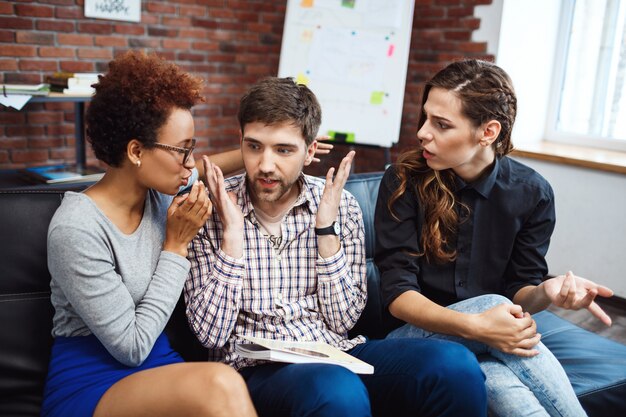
535, 310, 626, 416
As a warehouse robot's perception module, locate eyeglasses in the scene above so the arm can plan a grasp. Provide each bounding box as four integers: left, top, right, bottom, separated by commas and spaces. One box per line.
152, 138, 196, 165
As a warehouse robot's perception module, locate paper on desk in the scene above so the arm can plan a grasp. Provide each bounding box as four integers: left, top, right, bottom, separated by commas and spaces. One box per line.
0, 94, 32, 110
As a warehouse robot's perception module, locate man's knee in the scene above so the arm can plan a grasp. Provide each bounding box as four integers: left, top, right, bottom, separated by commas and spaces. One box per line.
295, 365, 370, 416
377, 339, 487, 416
434, 342, 485, 386
424, 342, 487, 415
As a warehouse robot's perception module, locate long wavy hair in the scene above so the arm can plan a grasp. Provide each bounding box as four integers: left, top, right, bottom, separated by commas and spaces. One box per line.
389, 59, 517, 264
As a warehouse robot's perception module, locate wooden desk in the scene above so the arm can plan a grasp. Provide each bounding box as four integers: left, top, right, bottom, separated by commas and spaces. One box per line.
29, 94, 92, 173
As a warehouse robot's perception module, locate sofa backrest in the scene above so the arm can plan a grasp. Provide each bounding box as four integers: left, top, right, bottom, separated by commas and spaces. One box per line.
343, 172, 402, 339
0, 190, 69, 416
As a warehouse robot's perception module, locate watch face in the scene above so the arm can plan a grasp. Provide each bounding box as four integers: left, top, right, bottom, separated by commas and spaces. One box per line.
333, 222, 340, 235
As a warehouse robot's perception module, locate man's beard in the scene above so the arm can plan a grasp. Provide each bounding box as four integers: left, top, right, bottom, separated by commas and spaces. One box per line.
247, 174, 296, 203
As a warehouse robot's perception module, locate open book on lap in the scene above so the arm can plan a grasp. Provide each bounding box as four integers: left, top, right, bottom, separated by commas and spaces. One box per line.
235, 335, 374, 375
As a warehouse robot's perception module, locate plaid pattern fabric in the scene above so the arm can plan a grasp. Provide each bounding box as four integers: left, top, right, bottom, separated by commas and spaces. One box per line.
185, 173, 367, 370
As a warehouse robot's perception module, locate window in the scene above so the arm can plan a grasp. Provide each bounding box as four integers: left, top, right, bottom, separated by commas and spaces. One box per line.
547, 0, 626, 151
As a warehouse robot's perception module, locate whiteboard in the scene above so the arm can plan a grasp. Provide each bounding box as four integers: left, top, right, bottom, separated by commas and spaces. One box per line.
278, 0, 414, 148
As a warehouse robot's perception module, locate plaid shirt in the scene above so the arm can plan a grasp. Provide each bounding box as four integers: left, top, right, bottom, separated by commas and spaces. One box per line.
185, 173, 367, 370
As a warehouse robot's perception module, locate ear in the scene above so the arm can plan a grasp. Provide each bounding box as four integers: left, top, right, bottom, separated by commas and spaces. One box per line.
303, 139, 318, 167
127, 139, 144, 166
479, 120, 501, 147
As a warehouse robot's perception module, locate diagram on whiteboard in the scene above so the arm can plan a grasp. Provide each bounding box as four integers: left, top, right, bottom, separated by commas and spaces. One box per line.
278, 0, 414, 147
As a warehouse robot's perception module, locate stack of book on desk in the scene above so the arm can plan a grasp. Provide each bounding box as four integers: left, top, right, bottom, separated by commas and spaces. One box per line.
20, 164, 104, 184
46, 72, 100, 96
1, 83, 50, 96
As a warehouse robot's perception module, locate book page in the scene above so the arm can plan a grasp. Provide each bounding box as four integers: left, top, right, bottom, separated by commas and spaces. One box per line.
239, 335, 374, 374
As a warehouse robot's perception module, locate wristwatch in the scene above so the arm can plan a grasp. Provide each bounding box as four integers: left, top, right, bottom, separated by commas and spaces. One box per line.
314, 221, 341, 236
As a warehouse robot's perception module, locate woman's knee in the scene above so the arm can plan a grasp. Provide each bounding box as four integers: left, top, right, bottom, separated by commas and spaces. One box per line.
450, 294, 511, 314
198, 363, 249, 397
477, 294, 511, 307
186, 363, 252, 414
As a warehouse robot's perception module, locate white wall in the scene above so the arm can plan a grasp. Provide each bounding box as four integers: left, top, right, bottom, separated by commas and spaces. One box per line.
473, 1, 503, 55
476, 0, 563, 147
476, 1, 626, 298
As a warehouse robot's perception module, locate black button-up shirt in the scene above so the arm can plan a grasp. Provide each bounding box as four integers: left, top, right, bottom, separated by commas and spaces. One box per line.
375, 157, 555, 308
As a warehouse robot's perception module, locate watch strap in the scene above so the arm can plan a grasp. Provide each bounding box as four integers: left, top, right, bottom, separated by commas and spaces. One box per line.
314, 221, 340, 236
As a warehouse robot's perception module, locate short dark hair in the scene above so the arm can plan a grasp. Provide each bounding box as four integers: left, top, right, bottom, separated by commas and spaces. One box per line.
237, 77, 322, 146
86, 50, 204, 167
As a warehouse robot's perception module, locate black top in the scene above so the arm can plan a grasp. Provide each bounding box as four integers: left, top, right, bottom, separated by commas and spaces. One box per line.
374, 156, 555, 308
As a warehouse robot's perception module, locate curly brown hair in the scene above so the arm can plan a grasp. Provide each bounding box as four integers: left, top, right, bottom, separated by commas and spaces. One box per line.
389, 59, 517, 264
86, 50, 205, 167
237, 77, 321, 146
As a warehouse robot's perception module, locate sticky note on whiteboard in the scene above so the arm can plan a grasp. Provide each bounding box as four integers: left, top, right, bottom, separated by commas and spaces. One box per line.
370, 91, 384, 105
296, 73, 310, 85
300, 29, 314, 43
301, 0, 313, 7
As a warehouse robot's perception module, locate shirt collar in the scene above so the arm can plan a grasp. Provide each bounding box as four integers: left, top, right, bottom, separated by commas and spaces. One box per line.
454, 157, 500, 199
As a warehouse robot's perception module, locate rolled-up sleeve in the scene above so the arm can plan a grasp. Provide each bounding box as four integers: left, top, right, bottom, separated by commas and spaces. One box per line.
374, 167, 423, 309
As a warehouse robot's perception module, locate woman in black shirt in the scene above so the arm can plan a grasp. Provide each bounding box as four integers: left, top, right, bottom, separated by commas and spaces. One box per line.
375, 59, 613, 417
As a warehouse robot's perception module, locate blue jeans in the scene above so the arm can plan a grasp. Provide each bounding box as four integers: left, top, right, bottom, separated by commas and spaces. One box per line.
387, 294, 587, 417
240, 337, 487, 417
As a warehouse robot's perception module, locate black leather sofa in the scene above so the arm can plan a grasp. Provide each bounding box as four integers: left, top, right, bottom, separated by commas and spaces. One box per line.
2, 172, 626, 416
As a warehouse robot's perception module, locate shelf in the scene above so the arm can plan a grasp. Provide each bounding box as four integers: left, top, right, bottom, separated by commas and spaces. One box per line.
28, 94, 92, 173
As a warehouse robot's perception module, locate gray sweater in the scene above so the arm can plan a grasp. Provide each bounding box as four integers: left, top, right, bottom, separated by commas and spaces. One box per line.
48, 187, 192, 367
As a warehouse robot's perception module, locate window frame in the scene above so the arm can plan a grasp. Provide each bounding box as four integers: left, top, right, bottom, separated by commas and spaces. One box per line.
545, 0, 626, 153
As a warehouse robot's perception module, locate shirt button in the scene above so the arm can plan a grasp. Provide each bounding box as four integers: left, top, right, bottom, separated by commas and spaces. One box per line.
458, 281, 465, 287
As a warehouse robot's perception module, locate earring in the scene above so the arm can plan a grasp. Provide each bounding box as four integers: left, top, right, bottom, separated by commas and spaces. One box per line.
136, 160, 141, 167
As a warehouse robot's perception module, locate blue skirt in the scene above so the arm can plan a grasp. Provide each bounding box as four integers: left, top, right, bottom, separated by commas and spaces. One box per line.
41, 333, 183, 417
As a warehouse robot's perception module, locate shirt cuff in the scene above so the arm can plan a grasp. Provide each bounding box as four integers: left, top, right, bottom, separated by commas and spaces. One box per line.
160, 250, 191, 270
316, 246, 347, 283
213, 248, 245, 285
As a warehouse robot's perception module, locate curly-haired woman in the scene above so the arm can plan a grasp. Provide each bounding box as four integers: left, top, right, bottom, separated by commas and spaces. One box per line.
40, 51, 258, 417
375, 59, 614, 417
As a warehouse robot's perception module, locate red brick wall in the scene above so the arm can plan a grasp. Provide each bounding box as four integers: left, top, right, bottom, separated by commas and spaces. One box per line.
0, 0, 492, 175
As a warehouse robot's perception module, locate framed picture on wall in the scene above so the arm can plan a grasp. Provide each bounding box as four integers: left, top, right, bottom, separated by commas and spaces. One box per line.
85, 0, 141, 23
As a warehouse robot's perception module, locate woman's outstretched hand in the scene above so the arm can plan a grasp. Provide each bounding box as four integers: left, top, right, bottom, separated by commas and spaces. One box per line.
542, 271, 614, 326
